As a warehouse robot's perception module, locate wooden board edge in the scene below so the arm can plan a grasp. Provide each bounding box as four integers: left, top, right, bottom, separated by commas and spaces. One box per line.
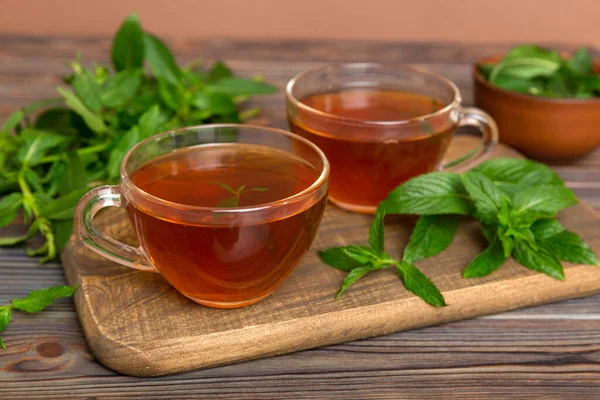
72, 263, 600, 377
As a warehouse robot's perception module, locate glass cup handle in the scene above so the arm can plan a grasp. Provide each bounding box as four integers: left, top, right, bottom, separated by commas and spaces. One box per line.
74, 185, 157, 273
442, 107, 499, 171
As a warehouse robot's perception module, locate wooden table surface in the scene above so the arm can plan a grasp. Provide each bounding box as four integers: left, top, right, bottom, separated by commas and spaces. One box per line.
0, 37, 599, 399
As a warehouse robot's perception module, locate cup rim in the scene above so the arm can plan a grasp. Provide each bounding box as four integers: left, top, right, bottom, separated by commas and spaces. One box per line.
120, 124, 330, 214
286, 62, 462, 126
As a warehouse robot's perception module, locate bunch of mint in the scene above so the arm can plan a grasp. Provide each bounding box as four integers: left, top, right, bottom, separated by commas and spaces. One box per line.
0, 13, 276, 262
319, 158, 598, 306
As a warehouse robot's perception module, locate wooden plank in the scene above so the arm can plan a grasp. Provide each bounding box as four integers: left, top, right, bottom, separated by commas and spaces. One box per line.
1, 38, 599, 397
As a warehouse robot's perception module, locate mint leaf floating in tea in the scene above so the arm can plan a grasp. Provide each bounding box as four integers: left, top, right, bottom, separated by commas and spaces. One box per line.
210, 182, 269, 208
0, 285, 78, 349
318, 211, 447, 306
0, 12, 277, 262
478, 45, 600, 98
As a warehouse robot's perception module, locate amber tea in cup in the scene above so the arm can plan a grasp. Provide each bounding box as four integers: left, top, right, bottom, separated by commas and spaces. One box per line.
286, 63, 498, 213
75, 125, 329, 308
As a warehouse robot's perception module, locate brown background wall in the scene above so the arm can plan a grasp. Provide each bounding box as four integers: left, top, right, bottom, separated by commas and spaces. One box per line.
0, 0, 599, 45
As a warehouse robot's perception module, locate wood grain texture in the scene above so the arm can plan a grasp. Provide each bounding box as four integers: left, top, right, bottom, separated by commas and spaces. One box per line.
58, 138, 600, 377
1, 37, 600, 398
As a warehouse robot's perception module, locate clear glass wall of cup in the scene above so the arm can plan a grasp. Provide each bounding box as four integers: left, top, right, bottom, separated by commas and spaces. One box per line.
286, 63, 498, 213
74, 125, 330, 308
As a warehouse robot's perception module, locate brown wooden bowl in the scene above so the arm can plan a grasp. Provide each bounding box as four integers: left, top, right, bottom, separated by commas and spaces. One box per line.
473, 55, 600, 160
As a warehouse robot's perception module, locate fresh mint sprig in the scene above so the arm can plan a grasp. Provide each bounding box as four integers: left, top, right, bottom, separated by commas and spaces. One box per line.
318, 212, 447, 306
319, 158, 598, 307
210, 182, 269, 207
0, 285, 78, 349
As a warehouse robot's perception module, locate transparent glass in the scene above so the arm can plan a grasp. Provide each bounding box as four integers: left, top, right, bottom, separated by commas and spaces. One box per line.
286, 63, 498, 213
74, 124, 330, 308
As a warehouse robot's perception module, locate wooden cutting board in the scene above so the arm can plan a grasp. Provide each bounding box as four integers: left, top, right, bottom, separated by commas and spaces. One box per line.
62, 137, 600, 377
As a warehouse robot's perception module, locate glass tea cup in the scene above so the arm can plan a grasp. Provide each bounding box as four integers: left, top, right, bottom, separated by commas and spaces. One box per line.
286, 63, 498, 213
74, 125, 329, 308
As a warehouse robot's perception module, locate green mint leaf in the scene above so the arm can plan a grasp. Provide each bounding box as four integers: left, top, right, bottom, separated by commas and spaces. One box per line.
530, 219, 565, 240
497, 228, 515, 257
194, 92, 236, 115
0, 193, 23, 228
336, 266, 373, 299
0, 306, 11, 332
236, 185, 246, 194
489, 45, 561, 82
138, 105, 166, 140
216, 197, 240, 208
101, 69, 142, 108
463, 234, 507, 278
206, 61, 233, 83
11, 285, 79, 313
0, 306, 11, 349
54, 219, 74, 253
72, 69, 103, 112
396, 262, 447, 307
379, 172, 472, 216
402, 215, 458, 263
342, 246, 379, 264
210, 181, 238, 195
39, 187, 90, 220
513, 239, 565, 280
542, 230, 599, 266
368, 210, 386, 253
16, 129, 70, 167
545, 72, 571, 98
57, 87, 107, 134
317, 247, 369, 272
34, 108, 79, 136
211, 111, 241, 124
460, 171, 506, 224
157, 78, 181, 110
478, 63, 494, 80
107, 126, 140, 179
481, 223, 496, 242
246, 187, 269, 192
205, 77, 277, 96
566, 47, 593, 75
0, 220, 39, 247
111, 13, 145, 72
182, 69, 203, 87
58, 151, 87, 196
0, 99, 60, 133
23, 169, 43, 193
1, 110, 25, 134
513, 185, 578, 222
508, 226, 537, 247
472, 158, 564, 188
491, 74, 543, 95
143, 33, 182, 86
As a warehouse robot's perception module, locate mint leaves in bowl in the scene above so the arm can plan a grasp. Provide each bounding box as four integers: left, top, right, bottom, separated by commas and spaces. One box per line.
478, 45, 599, 99
474, 45, 600, 160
